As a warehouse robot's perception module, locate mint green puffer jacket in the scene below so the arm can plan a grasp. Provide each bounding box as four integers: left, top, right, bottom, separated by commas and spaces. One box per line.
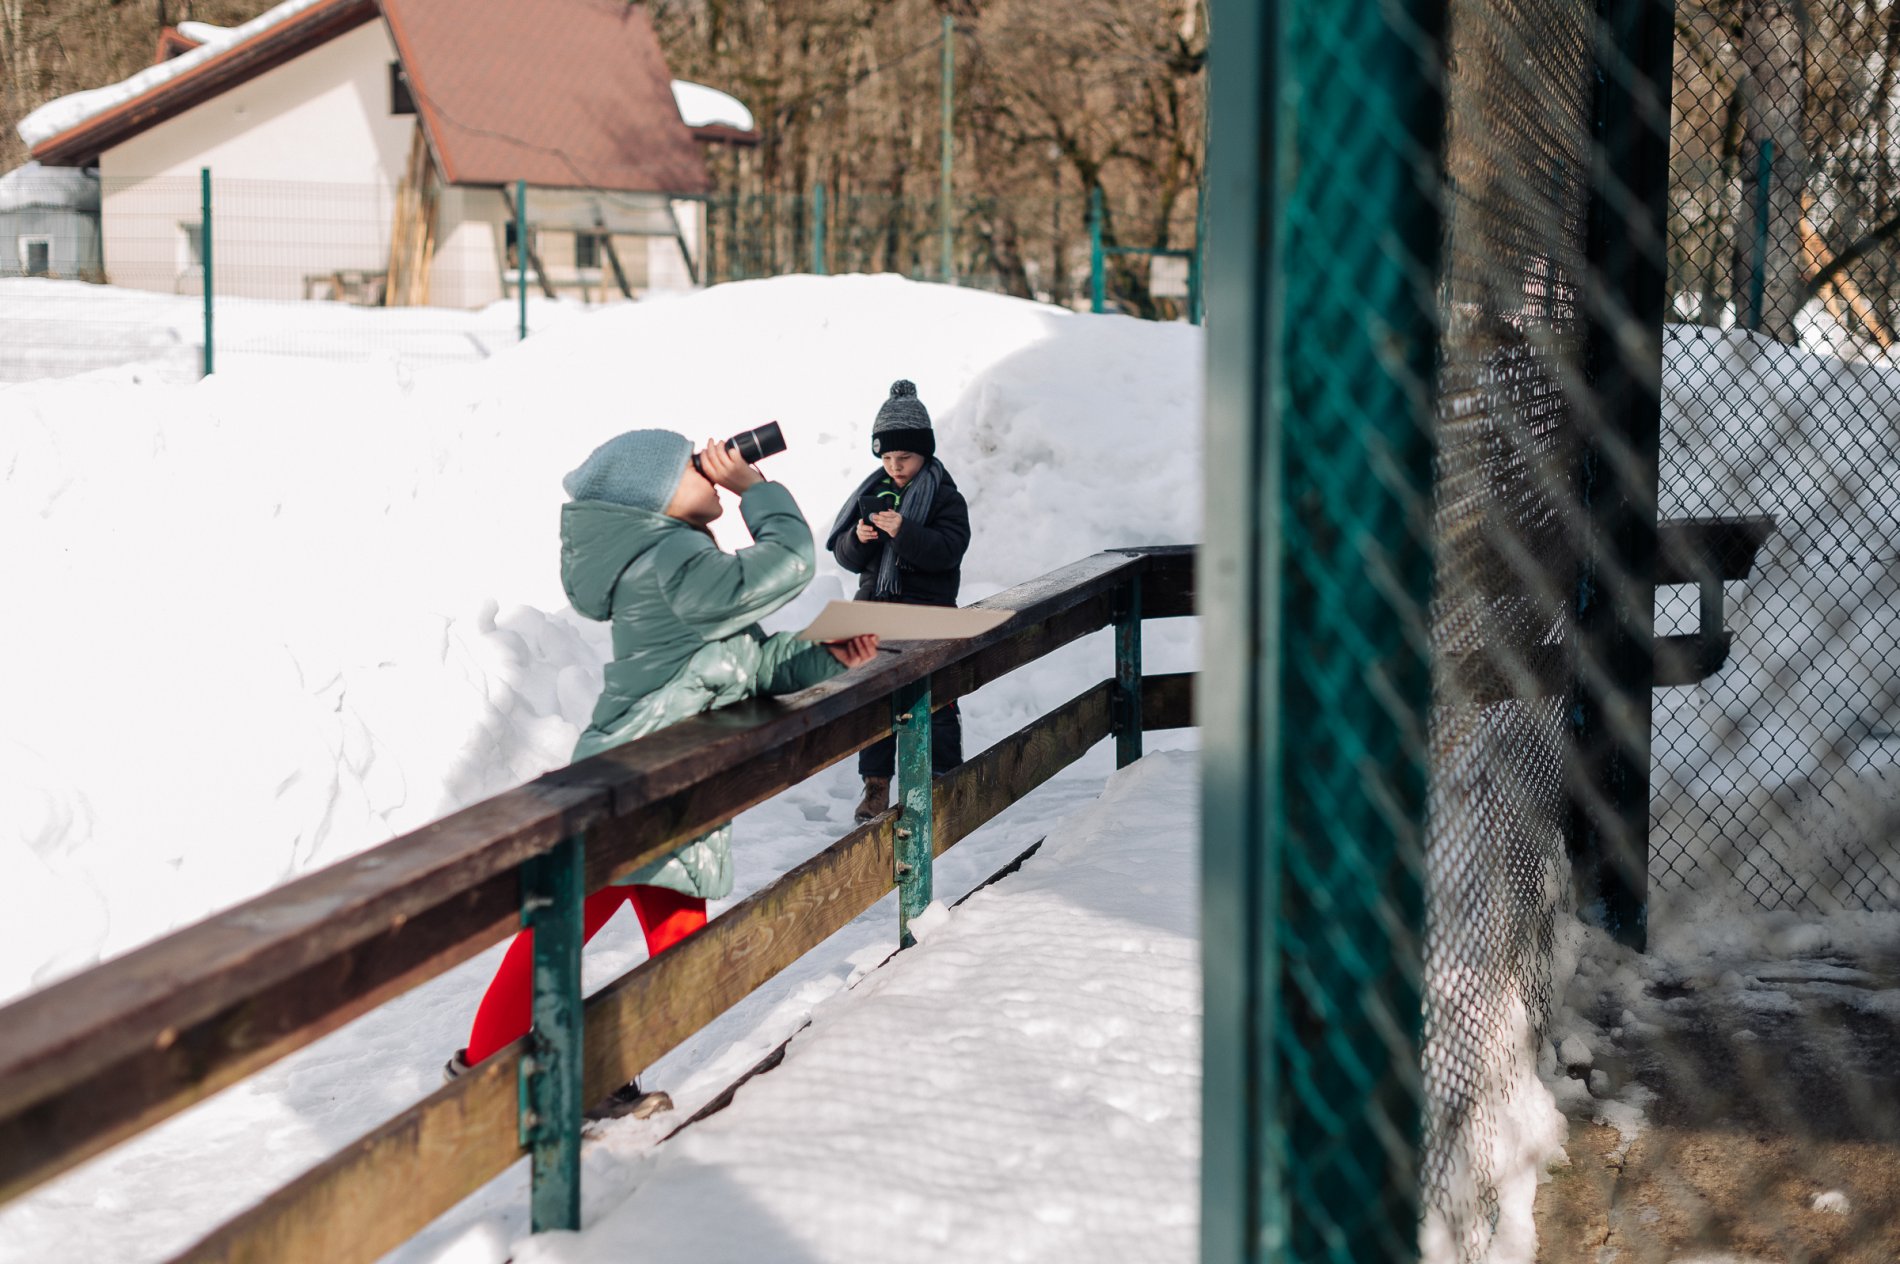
562, 481, 843, 898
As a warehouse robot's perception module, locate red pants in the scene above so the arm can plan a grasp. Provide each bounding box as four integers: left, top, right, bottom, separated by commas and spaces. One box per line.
464, 883, 707, 1064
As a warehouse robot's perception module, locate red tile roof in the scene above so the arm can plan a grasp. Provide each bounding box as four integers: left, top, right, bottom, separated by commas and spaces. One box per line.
34, 0, 711, 196
381, 0, 709, 193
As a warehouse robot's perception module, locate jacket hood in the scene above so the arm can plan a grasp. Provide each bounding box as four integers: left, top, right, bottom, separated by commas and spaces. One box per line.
561, 500, 683, 619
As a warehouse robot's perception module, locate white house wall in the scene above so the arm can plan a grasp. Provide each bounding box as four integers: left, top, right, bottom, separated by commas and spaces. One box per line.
430, 185, 504, 310
98, 21, 415, 301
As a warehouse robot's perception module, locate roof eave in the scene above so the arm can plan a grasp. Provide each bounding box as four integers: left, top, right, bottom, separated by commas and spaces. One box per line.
692, 123, 760, 148
30, 0, 380, 167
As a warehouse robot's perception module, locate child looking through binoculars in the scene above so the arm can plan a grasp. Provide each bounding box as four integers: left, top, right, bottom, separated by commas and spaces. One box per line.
443, 428, 876, 1120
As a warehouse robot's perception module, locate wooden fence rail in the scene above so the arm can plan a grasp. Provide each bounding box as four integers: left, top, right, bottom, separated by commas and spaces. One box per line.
0, 545, 1197, 1262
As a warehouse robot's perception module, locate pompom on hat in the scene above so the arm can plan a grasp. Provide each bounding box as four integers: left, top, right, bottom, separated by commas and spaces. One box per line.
870, 379, 935, 459
562, 429, 693, 511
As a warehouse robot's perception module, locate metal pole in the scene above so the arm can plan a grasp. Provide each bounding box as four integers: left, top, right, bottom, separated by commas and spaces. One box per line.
893, 678, 935, 948
939, 14, 955, 285
516, 179, 528, 341
1200, 2, 1284, 1254
1202, 0, 1449, 1255
519, 834, 584, 1232
1114, 575, 1145, 768
200, 168, 213, 377
1568, 0, 1674, 953
1748, 139, 1772, 332
812, 184, 827, 276
1089, 186, 1105, 313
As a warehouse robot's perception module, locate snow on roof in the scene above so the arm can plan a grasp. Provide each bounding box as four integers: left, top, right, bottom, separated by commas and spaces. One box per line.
16, 0, 331, 149
671, 80, 755, 133
173, 21, 238, 46
0, 161, 99, 213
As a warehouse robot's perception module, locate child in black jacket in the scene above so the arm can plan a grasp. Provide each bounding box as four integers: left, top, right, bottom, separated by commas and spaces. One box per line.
827, 379, 972, 821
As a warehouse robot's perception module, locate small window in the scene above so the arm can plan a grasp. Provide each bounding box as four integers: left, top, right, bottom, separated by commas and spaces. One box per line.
18, 236, 51, 277
390, 62, 416, 115
575, 232, 601, 269
504, 221, 537, 271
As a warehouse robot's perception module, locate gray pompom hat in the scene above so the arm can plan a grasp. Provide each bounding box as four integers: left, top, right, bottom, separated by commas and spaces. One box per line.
562, 429, 693, 511
871, 379, 935, 459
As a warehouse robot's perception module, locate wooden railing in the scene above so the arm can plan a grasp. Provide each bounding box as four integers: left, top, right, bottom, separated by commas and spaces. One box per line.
0, 545, 1198, 1263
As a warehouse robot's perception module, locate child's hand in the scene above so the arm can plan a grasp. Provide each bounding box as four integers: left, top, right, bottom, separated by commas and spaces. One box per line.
825, 634, 879, 669
855, 519, 880, 544
699, 437, 763, 493
870, 510, 903, 536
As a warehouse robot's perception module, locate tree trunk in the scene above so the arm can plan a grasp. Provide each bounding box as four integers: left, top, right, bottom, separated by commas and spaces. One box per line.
1732, 0, 1807, 342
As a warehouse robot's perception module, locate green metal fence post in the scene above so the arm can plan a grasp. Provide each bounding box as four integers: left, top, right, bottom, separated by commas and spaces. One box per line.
1200, 1, 1285, 1253
812, 184, 828, 276
940, 13, 955, 285
1203, 0, 1449, 1256
200, 168, 213, 377
519, 834, 584, 1232
1113, 574, 1144, 768
1089, 186, 1105, 314
893, 677, 935, 948
516, 179, 528, 342
1747, 139, 1773, 333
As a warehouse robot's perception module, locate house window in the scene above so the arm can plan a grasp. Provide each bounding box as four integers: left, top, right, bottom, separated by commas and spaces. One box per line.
18, 236, 52, 277
575, 232, 601, 269
390, 62, 417, 116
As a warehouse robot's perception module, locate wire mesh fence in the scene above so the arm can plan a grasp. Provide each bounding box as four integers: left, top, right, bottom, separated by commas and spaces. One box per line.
0, 173, 1198, 384
1207, 0, 1900, 1258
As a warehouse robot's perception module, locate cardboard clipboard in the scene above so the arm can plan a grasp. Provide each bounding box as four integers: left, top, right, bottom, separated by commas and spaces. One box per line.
796, 600, 1014, 643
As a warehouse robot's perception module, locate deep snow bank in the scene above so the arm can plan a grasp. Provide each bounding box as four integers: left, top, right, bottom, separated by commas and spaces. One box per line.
0, 274, 1202, 1003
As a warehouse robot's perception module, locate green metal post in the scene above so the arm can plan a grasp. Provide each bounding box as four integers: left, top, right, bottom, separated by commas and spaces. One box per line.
519, 834, 584, 1233
516, 179, 528, 342
812, 184, 828, 276
1747, 139, 1772, 332
893, 677, 935, 948
940, 14, 955, 285
1089, 186, 1105, 313
1203, 0, 1448, 1257
200, 168, 213, 377
1113, 575, 1144, 768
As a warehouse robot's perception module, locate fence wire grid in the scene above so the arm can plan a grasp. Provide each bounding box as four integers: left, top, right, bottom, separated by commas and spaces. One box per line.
0, 172, 1194, 384
1236, 0, 1900, 1259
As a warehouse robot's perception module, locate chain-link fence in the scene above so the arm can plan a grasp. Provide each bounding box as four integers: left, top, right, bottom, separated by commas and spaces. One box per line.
1207, 0, 1900, 1259
1655, 8, 1900, 917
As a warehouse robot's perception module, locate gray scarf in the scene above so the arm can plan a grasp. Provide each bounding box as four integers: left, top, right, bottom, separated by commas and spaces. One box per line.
828, 459, 943, 599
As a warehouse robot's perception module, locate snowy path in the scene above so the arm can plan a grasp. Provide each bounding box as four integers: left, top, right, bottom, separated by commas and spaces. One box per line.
518, 750, 1201, 1264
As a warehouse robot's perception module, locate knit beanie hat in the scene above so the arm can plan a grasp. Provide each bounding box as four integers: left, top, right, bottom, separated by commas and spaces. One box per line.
871, 379, 935, 460
562, 429, 693, 511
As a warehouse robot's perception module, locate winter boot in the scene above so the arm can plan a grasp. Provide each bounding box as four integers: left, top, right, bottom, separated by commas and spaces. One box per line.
442, 1047, 473, 1086
854, 776, 892, 824
586, 1080, 674, 1122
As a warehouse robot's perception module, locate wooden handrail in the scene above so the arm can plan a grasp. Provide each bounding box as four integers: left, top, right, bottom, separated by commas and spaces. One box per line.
0, 547, 1196, 1207
176, 672, 1195, 1263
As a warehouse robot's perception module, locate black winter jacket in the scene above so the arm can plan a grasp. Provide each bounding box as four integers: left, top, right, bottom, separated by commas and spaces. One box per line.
828, 467, 971, 607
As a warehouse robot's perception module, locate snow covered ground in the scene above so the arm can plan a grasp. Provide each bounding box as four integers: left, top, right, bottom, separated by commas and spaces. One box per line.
0, 273, 1202, 1262
4, 268, 1898, 1264
505, 752, 1199, 1264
